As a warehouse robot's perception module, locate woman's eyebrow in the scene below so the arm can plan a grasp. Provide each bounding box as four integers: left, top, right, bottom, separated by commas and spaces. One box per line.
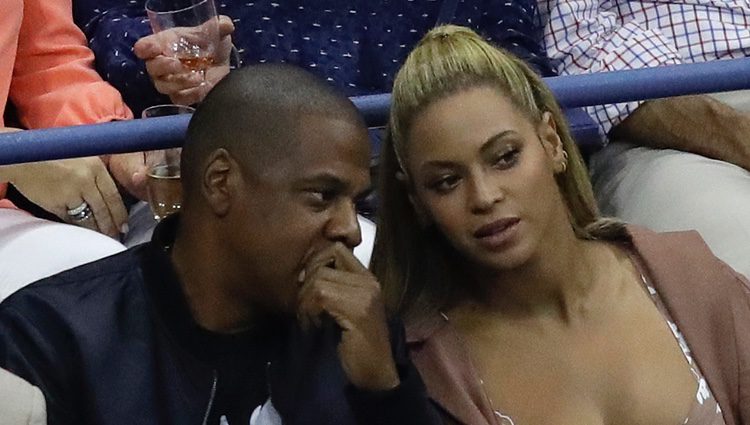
479, 130, 518, 156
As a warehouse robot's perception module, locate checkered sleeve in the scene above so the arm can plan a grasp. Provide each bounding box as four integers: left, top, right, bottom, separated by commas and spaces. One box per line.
540, 0, 683, 137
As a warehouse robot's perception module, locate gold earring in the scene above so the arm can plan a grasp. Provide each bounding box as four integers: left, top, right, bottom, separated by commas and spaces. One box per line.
560, 150, 569, 173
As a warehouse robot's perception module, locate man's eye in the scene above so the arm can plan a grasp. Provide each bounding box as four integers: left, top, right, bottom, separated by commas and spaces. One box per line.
308, 189, 337, 203
428, 175, 460, 193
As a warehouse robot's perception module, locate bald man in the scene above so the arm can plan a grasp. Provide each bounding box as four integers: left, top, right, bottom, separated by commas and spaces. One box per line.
0, 64, 437, 425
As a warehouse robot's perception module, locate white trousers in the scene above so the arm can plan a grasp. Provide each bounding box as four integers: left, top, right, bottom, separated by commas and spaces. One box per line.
0, 367, 46, 425
590, 142, 750, 278
590, 90, 750, 279
0, 208, 126, 301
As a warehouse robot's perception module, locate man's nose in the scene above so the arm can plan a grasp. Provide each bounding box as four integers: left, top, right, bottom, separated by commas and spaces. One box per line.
325, 201, 362, 249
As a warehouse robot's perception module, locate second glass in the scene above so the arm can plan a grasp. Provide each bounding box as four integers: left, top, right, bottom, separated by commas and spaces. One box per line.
142, 104, 195, 221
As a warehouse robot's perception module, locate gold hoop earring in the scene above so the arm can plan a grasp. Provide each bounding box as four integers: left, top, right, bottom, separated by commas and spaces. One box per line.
560, 150, 569, 173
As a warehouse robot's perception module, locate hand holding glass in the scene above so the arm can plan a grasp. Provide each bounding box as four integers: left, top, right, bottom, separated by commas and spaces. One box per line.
146, 0, 220, 82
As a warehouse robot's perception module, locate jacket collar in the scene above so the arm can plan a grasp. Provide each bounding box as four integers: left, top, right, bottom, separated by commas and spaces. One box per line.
406, 311, 498, 425
627, 226, 743, 425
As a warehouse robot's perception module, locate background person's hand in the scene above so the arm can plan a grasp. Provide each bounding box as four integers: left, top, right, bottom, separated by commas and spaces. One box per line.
297, 243, 401, 391
4, 157, 129, 238
108, 152, 149, 201
134, 15, 235, 105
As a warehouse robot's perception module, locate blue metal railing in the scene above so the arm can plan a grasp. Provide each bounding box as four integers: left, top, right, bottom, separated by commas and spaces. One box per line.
1, 57, 750, 165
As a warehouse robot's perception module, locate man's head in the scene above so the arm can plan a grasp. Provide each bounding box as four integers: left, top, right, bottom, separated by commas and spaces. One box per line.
181, 64, 372, 316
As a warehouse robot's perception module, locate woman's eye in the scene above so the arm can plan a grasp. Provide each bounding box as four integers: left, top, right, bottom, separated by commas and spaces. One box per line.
428, 175, 461, 193
493, 148, 520, 169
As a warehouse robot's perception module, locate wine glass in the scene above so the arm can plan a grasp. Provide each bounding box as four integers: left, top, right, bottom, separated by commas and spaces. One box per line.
145, 0, 220, 83
141, 104, 195, 221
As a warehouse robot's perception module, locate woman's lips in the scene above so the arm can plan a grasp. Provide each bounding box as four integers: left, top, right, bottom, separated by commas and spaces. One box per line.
473, 217, 521, 250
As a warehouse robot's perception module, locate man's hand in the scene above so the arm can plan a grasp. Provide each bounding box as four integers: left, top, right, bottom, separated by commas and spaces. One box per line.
134, 15, 235, 105
297, 243, 401, 392
612, 94, 750, 170
2, 157, 129, 237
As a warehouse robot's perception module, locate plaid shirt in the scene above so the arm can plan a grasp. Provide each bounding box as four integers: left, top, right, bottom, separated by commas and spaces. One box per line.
539, 0, 750, 137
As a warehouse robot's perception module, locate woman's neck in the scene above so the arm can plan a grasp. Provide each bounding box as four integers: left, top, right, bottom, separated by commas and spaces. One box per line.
459, 230, 620, 326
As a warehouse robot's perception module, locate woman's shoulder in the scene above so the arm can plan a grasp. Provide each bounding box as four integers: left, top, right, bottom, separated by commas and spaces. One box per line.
626, 224, 748, 299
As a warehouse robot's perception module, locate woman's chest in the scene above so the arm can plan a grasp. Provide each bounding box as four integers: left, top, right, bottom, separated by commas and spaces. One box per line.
461, 306, 698, 425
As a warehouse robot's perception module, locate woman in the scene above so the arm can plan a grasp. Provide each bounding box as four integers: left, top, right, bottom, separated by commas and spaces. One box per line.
372, 25, 750, 424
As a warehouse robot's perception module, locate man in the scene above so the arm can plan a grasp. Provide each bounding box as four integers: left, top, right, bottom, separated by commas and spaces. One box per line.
0, 64, 438, 425
540, 0, 750, 277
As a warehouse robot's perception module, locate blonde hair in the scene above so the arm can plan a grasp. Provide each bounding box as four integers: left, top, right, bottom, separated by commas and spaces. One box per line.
371, 25, 626, 317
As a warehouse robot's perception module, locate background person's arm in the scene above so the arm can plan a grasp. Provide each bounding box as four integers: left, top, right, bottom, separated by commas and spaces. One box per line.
10, 0, 133, 129
611, 95, 750, 170
539, 0, 682, 137
0, 157, 129, 237
8, 0, 156, 201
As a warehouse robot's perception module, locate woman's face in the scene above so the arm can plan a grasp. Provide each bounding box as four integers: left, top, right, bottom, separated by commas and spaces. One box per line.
405, 86, 569, 271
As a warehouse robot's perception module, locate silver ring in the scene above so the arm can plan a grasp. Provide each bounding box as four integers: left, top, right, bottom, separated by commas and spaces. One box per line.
67, 202, 93, 222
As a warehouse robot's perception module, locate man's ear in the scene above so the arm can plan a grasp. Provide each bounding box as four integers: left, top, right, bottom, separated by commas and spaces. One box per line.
537, 112, 566, 172
201, 148, 234, 216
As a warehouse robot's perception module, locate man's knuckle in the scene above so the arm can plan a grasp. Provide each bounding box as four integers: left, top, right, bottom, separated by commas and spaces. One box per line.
314, 287, 328, 304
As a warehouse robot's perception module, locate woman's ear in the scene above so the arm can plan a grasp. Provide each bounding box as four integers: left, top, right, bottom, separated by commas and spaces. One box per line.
201, 148, 234, 216
538, 111, 567, 173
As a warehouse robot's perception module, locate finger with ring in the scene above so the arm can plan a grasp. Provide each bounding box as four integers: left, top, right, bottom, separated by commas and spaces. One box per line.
66, 201, 93, 222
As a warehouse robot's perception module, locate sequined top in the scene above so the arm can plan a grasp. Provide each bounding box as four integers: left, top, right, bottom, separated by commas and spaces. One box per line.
637, 271, 726, 425
491, 267, 728, 425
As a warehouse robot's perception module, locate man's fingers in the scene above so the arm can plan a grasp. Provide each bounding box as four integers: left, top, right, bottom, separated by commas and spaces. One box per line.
297, 277, 341, 328
297, 272, 373, 330
303, 243, 367, 281
329, 243, 368, 274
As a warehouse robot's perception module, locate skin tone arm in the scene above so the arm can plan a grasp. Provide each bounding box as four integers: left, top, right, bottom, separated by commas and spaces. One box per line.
0, 128, 128, 237
611, 95, 750, 170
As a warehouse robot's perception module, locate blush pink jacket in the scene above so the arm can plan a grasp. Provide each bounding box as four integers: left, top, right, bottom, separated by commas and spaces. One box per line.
0, 0, 133, 206
406, 227, 750, 425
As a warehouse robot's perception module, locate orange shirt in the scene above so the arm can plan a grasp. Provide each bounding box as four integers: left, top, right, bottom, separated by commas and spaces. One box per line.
0, 0, 133, 205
